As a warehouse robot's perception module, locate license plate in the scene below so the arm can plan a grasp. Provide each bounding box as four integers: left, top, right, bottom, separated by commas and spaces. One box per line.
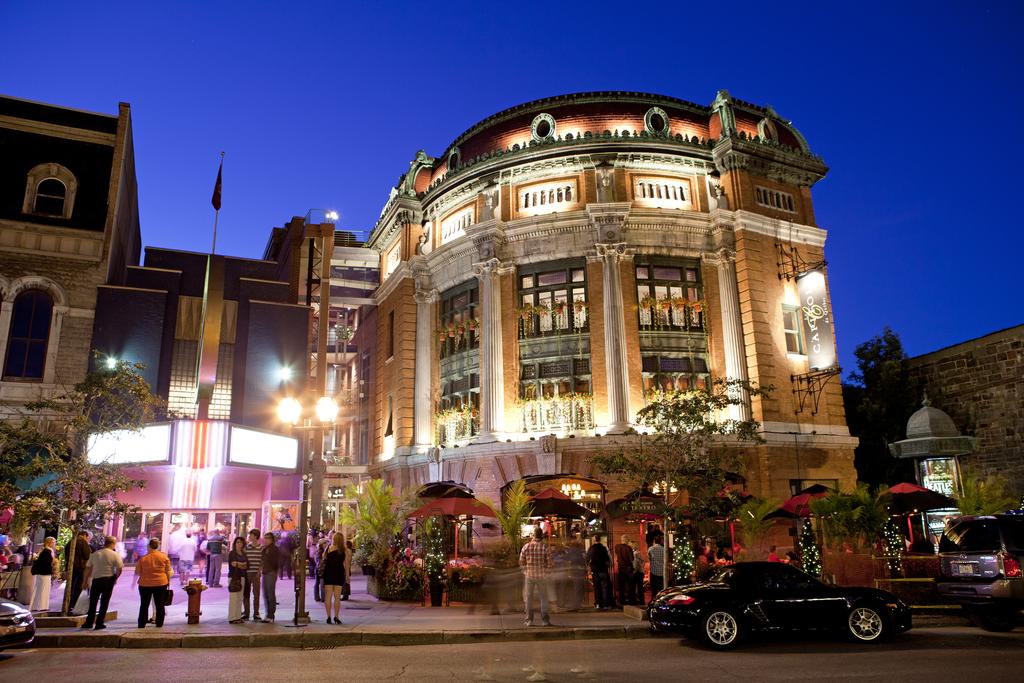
956, 563, 976, 576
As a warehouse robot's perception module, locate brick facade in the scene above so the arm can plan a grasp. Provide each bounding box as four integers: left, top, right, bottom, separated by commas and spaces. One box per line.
907, 325, 1024, 490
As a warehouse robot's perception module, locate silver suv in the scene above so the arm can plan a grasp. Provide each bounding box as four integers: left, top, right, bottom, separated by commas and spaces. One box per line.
937, 514, 1024, 631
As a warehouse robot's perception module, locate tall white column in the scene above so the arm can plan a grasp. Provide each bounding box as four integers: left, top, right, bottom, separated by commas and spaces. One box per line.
712, 248, 751, 421
413, 287, 437, 450
595, 243, 631, 433
473, 258, 505, 442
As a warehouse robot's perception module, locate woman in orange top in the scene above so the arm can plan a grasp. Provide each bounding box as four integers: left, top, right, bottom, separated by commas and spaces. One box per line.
135, 538, 172, 628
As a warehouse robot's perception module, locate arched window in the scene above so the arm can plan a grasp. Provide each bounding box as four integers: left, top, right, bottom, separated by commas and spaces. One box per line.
34, 178, 67, 216
23, 163, 77, 219
3, 289, 54, 380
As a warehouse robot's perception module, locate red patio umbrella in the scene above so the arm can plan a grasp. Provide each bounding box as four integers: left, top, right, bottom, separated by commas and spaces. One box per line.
765, 485, 832, 519
408, 495, 496, 519
879, 482, 956, 513
528, 488, 592, 518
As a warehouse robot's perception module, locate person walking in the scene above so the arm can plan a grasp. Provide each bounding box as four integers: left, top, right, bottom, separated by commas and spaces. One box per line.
278, 533, 294, 581
227, 537, 248, 623
519, 528, 552, 627
29, 537, 57, 612
81, 536, 123, 630
205, 529, 227, 587
242, 529, 263, 621
177, 530, 197, 585
613, 535, 635, 606
135, 538, 172, 628
342, 539, 353, 601
586, 535, 614, 610
321, 533, 346, 624
133, 532, 149, 563
65, 530, 91, 614
312, 538, 328, 602
260, 532, 280, 622
630, 541, 645, 604
648, 535, 665, 600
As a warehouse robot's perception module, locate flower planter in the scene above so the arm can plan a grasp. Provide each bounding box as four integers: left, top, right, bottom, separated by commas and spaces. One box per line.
447, 582, 485, 603
429, 581, 445, 607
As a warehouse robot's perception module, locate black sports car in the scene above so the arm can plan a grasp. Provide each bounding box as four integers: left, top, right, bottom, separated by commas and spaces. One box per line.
0, 601, 34, 651
647, 562, 911, 649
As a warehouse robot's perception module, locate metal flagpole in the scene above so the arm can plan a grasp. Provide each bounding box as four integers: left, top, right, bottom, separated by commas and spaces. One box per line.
211, 151, 224, 254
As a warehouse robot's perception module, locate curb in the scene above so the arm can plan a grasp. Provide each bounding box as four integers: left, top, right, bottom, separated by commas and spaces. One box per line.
28, 624, 653, 650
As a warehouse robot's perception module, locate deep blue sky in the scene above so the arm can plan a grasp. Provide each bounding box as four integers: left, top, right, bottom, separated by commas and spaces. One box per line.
2, 1, 1020, 374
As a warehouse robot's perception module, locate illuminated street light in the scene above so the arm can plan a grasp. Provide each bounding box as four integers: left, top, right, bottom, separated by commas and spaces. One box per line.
105, 356, 118, 369
278, 366, 293, 382
276, 393, 339, 627
277, 397, 302, 425
325, 210, 339, 222
315, 396, 339, 423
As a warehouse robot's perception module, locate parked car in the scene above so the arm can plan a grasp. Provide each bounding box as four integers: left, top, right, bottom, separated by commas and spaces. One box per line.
0, 601, 35, 651
937, 514, 1024, 631
647, 561, 911, 649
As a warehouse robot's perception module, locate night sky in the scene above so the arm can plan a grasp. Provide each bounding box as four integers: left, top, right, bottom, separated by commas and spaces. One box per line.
2, 1, 1020, 374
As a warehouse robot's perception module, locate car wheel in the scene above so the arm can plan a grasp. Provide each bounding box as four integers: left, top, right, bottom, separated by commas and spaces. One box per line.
969, 606, 1018, 632
701, 608, 743, 649
847, 605, 887, 642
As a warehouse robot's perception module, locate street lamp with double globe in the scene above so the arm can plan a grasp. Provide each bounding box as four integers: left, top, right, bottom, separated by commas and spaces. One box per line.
278, 395, 338, 626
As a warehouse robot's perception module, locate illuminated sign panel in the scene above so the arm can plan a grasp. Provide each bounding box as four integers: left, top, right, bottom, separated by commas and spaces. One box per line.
795, 268, 837, 371
87, 424, 171, 465
229, 426, 298, 471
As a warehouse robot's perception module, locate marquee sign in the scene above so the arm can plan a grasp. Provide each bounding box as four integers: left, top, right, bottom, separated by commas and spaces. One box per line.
796, 268, 837, 371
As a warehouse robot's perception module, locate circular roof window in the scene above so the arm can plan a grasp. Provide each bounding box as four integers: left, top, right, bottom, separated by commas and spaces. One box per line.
531, 113, 556, 142
644, 107, 669, 135
757, 118, 778, 142
447, 147, 461, 170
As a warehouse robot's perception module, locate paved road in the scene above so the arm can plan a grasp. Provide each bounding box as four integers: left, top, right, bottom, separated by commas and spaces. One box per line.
3, 627, 1023, 681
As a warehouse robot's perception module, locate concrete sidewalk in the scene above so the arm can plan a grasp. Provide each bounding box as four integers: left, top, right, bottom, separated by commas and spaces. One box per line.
31, 574, 649, 649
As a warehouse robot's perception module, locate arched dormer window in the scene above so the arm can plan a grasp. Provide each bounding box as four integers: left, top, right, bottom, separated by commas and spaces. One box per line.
22, 163, 78, 219
34, 178, 67, 216
3, 289, 54, 380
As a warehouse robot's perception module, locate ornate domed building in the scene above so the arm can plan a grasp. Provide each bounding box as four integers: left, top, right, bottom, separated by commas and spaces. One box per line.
366, 90, 856, 509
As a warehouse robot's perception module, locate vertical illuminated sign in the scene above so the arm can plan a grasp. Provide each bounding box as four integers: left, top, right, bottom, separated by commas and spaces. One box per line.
795, 268, 837, 371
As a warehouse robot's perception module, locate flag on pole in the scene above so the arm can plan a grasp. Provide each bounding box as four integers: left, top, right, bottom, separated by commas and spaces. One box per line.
211, 155, 223, 210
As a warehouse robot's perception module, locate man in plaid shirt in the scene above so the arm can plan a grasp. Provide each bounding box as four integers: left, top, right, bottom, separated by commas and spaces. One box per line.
519, 527, 552, 626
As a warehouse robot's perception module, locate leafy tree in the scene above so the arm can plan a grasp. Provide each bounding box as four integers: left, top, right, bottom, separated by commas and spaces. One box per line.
1, 359, 161, 614
593, 378, 769, 580
341, 478, 404, 572
956, 474, 1017, 516
735, 497, 780, 558
488, 479, 534, 564
799, 521, 822, 577
842, 327, 918, 486
808, 484, 887, 551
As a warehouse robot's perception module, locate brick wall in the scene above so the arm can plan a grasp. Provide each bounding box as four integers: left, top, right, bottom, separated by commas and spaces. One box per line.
907, 326, 1024, 489
373, 277, 417, 459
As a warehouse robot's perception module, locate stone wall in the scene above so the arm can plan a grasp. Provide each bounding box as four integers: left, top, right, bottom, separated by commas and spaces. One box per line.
907, 325, 1024, 490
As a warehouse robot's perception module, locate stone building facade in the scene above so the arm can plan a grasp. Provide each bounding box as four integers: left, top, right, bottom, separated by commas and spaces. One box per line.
365, 91, 858, 510
907, 324, 1024, 490
0, 95, 140, 421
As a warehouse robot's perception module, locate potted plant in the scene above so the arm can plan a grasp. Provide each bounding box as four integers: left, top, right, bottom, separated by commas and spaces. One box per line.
423, 516, 447, 607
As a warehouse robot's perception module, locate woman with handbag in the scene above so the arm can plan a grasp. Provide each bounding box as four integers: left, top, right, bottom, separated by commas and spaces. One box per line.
29, 537, 57, 612
135, 538, 172, 628
227, 537, 248, 623
321, 533, 347, 624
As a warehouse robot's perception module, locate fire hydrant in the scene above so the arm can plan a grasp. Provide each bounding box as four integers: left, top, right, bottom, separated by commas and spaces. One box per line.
184, 579, 207, 624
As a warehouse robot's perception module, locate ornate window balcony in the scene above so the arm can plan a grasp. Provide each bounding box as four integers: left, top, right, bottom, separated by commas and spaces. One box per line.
517, 393, 594, 434
637, 296, 704, 331
435, 405, 479, 445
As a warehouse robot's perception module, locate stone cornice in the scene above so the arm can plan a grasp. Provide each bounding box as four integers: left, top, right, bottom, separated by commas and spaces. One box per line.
374, 262, 413, 303
0, 114, 116, 146
0, 219, 104, 261
368, 197, 422, 251
713, 135, 828, 187
732, 210, 827, 247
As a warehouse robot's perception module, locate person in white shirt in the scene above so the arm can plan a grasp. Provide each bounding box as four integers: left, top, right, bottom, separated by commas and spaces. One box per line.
81, 536, 124, 630
177, 531, 198, 585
